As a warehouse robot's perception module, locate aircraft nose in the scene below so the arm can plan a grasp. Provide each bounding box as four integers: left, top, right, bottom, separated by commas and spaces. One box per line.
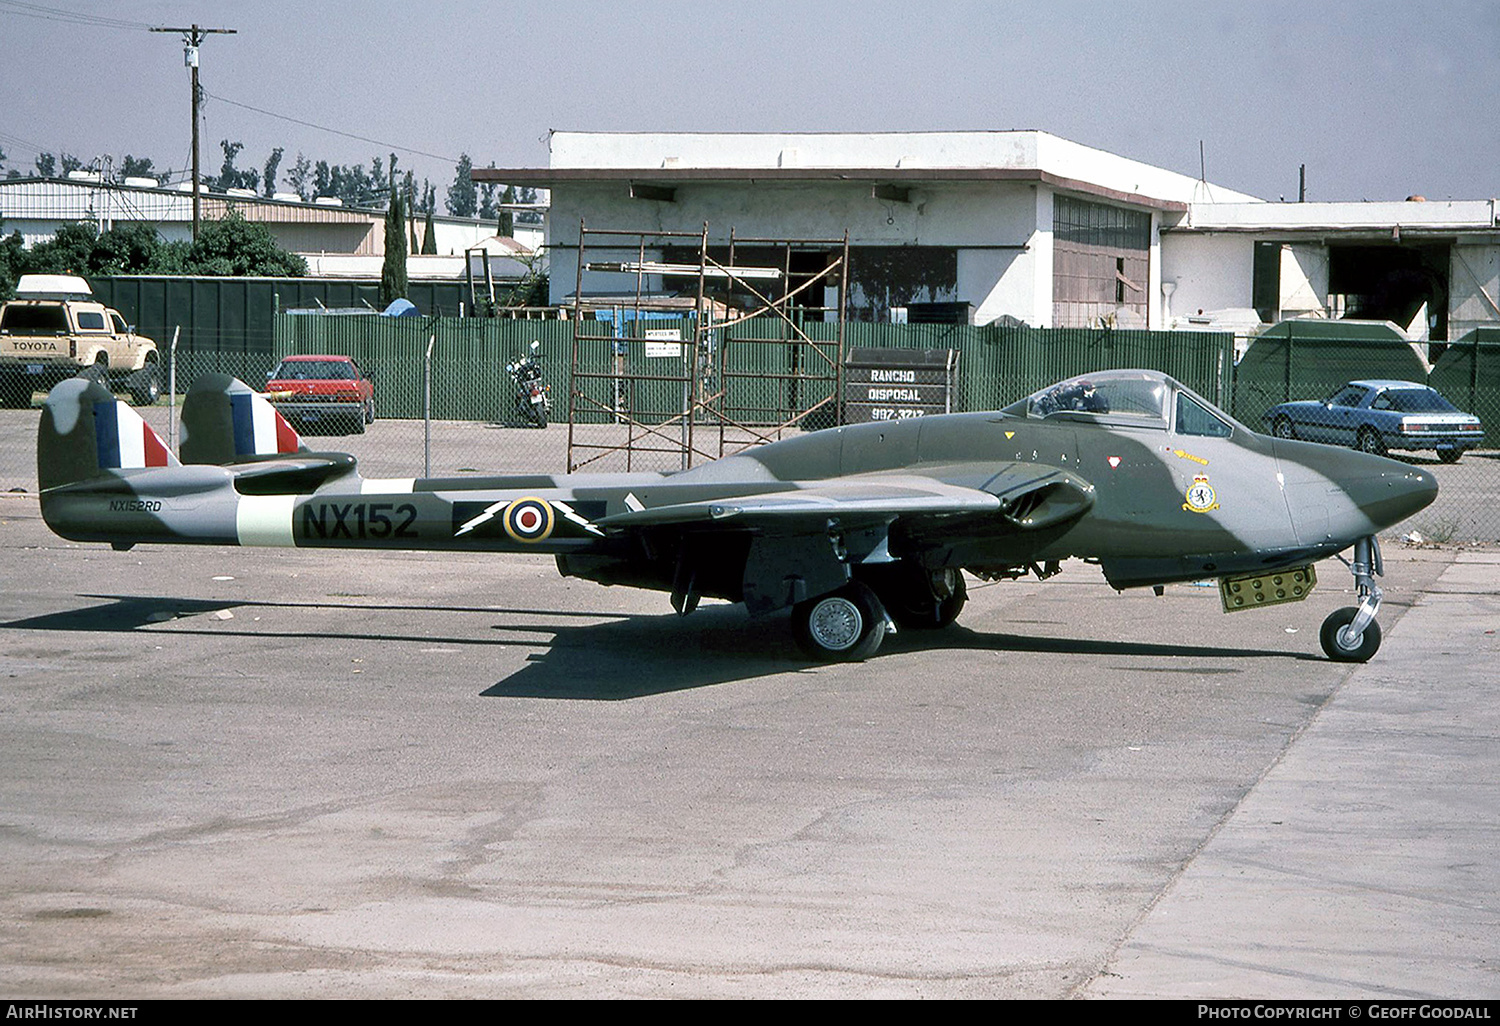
1343, 462, 1438, 529
1275, 440, 1439, 540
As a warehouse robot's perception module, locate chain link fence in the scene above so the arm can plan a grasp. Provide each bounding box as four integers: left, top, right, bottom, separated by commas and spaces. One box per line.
2, 316, 1497, 541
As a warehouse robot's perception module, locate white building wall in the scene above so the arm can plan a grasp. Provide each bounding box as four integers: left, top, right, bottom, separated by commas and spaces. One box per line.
1147, 211, 1163, 328
1451, 242, 1500, 338
1280, 244, 1329, 316
960, 248, 1032, 325
1030, 188, 1055, 327
1159, 233, 1256, 318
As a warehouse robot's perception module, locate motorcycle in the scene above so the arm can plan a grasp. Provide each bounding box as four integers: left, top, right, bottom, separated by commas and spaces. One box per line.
507, 340, 551, 428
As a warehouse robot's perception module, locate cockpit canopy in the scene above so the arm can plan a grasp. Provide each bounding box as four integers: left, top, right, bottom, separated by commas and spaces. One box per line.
1003, 369, 1244, 438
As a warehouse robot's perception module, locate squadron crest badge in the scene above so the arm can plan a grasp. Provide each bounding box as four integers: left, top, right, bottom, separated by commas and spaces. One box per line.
1182, 473, 1220, 513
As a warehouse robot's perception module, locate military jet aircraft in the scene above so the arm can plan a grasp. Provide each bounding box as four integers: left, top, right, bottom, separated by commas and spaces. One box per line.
36, 368, 1437, 662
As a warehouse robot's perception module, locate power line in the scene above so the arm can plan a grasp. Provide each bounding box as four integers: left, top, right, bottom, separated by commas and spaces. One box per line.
0, 0, 155, 31
200, 89, 461, 166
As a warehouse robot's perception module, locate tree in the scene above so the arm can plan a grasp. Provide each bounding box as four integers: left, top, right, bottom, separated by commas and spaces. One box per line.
421, 206, 437, 255
262, 148, 283, 197
498, 184, 516, 237
446, 154, 476, 217
0, 220, 26, 300
402, 170, 418, 252
90, 223, 170, 274
287, 152, 313, 200
478, 163, 499, 220
19, 222, 99, 274
216, 140, 259, 192
380, 189, 407, 305
34, 153, 56, 177
119, 155, 157, 181
183, 210, 307, 276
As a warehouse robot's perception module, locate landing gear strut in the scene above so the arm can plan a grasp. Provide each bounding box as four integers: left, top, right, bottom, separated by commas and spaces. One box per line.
1320, 536, 1384, 662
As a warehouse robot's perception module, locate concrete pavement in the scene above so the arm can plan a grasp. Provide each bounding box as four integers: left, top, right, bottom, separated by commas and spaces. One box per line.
1084, 551, 1500, 999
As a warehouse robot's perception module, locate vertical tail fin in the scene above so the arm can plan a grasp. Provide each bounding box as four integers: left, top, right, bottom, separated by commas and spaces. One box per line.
181, 373, 305, 465
38, 378, 179, 492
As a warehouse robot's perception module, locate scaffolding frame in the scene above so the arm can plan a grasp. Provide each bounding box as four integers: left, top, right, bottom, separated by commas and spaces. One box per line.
567, 219, 849, 473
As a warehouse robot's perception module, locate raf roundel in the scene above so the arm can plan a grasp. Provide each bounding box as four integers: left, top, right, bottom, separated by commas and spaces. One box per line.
502, 497, 555, 542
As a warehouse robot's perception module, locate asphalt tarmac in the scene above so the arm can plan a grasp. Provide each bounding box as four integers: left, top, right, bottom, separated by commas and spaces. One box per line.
1, 488, 1495, 999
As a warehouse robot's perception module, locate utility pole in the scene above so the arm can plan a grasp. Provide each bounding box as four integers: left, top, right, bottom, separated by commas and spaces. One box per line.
151, 23, 236, 242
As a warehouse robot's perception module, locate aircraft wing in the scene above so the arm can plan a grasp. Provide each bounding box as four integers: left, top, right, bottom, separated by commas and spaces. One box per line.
596, 464, 1094, 531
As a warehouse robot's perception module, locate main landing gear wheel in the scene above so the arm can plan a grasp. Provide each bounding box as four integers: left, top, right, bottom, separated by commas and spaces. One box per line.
1320, 607, 1382, 662
865, 565, 968, 630
792, 581, 890, 662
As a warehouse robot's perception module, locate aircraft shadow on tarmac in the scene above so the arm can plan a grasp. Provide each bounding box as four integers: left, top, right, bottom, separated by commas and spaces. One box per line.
1, 594, 1313, 701
0, 594, 614, 649
483, 613, 1312, 700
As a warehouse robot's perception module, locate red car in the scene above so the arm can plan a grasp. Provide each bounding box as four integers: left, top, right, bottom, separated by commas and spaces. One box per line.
264, 354, 375, 435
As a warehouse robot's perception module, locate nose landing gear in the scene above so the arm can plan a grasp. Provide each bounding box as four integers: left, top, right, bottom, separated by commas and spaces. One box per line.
1320, 536, 1384, 662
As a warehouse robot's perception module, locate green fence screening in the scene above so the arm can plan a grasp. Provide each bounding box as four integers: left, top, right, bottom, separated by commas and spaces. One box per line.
798, 323, 1234, 413
1429, 328, 1500, 447
1231, 320, 1429, 429
274, 313, 575, 423
270, 314, 1237, 425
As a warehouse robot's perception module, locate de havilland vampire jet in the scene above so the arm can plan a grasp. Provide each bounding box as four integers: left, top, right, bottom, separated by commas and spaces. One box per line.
36, 369, 1437, 662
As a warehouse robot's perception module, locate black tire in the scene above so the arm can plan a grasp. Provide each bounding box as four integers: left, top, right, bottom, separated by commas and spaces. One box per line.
1272, 416, 1296, 440
864, 564, 968, 630
1437, 448, 1462, 464
129, 360, 161, 406
1356, 427, 1387, 457
1319, 606, 1382, 662
363, 396, 375, 425
533, 403, 548, 429
792, 581, 888, 661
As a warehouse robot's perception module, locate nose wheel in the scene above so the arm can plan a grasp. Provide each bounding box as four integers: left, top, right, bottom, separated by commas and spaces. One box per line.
1320, 536, 1384, 662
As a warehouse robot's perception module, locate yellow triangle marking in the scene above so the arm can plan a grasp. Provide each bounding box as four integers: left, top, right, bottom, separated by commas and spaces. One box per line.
1005, 431, 1015, 439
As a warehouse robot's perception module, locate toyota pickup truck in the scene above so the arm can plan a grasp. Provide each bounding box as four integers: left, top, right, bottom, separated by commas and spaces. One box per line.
0, 275, 160, 408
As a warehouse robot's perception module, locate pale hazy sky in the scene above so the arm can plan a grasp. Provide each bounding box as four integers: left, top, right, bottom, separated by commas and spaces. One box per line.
1, 0, 1496, 203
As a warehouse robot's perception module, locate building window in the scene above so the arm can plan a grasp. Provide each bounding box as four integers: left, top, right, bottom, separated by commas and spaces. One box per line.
1052, 196, 1151, 328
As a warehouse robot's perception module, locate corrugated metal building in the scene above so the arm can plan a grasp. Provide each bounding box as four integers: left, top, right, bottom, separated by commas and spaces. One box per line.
0, 176, 542, 261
